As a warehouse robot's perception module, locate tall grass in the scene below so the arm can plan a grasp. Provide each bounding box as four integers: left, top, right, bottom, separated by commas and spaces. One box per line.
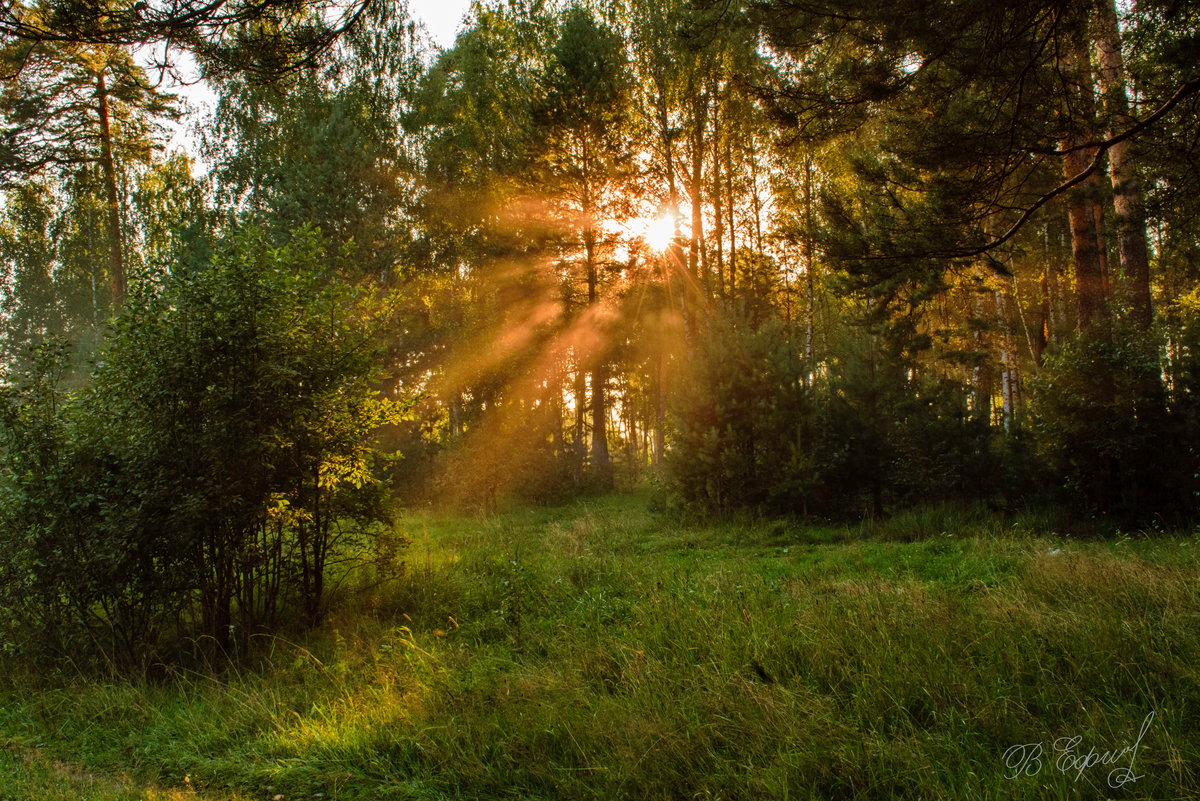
2, 496, 1198, 800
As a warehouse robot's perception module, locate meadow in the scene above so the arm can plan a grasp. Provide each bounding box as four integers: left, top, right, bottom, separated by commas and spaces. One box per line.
1, 495, 1198, 800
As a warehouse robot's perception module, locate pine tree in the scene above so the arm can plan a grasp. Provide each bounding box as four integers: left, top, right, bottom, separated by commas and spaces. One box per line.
0, 41, 178, 304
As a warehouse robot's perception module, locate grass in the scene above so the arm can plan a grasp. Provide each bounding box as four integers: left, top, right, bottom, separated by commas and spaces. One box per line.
2, 494, 1200, 800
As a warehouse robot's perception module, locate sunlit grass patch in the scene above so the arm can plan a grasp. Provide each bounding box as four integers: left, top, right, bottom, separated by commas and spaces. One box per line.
2, 494, 1200, 799
0, 740, 250, 800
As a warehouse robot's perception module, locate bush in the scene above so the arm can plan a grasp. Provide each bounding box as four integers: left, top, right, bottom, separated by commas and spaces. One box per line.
1028, 322, 1187, 521
0, 226, 408, 669
667, 315, 817, 515
667, 314, 997, 519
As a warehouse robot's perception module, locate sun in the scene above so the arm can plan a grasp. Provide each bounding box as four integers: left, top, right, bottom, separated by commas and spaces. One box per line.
635, 210, 677, 252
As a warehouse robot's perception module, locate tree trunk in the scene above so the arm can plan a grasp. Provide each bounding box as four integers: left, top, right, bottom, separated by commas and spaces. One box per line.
1036, 224, 1051, 364
726, 139, 737, 300
573, 365, 587, 482
971, 288, 993, 425
653, 348, 665, 467
688, 89, 708, 306
95, 70, 124, 306
584, 221, 611, 485
1059, 41, 1108, 331
994, 289, 1018, 434
712, 101, 726, 302
803, 155, 816, 360
1093, 0, 1153, 326
656, 73, 685, 279
569, 124, 612, 486
750, 153, 764, 253
590, 360, 611, 485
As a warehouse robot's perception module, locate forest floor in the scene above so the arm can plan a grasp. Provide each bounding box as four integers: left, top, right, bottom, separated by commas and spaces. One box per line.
1, 494, 1199, 800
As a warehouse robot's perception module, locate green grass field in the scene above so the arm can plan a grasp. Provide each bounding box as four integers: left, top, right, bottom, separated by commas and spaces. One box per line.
2, 495, 1198, 800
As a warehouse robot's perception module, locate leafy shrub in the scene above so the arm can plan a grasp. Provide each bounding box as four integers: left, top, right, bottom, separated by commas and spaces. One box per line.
667, 314, 996, 519
0, 226, 408, 668
667, 315, 816, 515
1028, 322, 1187, 521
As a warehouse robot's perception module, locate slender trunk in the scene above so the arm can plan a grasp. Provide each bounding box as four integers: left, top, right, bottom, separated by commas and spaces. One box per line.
726, 139, 737, 300
657, 76, 685, 283
297, 504, 310, 620
688, 90, 708, 304
712, 101, 726, 302
579, 128, 611, 486
590, 360, 610, 483
1094, 0, 1153, 326
994, 289, 1018, 434
585, 222, 611, 485
95, 70, 124, 306
1036, 224, 1051, 363
803, 155, 816, 360
207, 530, 233, 658
309, 466, 325, 626
550, 376, 562, 462
653, 347, 665, 467
971, 288, 993, 425
573, 365, 586, 482
749, 150, 764, 253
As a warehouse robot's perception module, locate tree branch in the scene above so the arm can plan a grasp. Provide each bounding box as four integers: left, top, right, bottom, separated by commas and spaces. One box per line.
860, 74, 1200, 263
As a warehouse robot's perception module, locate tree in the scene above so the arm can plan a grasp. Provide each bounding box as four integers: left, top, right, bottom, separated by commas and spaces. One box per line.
202, 0, 421, 281
1093, 0, 1153, 326
0, 41, 179, 303
535, 4, 633, 487
752, 0, 1199, 326
0, 182, 61, 364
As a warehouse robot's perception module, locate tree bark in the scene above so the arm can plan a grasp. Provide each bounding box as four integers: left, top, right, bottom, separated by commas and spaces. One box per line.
712, 99, 726, 302
726, 138, 737, 300
573, 365, 587, 482
994, 288, 1018, 434
1093, 0, 1153, 326
95, 69, 124, 306
803, 155, 816, 360
688, 89, 708, 305
1059, 40, 1108, 331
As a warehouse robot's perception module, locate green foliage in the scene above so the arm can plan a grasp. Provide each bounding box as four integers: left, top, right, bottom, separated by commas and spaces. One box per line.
540, 6, 628, 138
818, 333, 995, 516
669, 312, 995, 519
0, 338, 145, 661
0, 226, 408, 667
205, 77, 411, 281
129, 154, 206, 278
0, 183, 63, 364
0, 43, 178, 188
668, 314, 815, 514
1030, 323, 1192, 521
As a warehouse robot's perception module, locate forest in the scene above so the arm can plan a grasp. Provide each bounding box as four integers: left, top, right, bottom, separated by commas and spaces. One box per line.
0, 0, 1199, 798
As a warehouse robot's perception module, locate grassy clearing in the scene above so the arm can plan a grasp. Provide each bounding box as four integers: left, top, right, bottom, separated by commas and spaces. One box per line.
2, 495, 1199, 800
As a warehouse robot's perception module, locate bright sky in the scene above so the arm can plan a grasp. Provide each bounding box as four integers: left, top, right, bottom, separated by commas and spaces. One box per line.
411, 0, 474, 50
